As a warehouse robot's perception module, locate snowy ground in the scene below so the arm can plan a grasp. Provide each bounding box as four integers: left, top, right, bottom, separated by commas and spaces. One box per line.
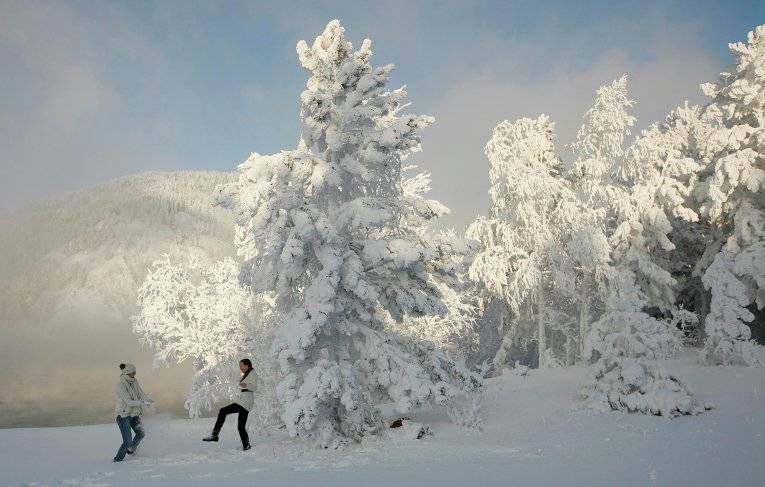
2, 356, 763, 487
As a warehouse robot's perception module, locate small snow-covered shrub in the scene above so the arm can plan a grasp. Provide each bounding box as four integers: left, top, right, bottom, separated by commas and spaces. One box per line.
446, 392, 483, 430
581, 274, 702, 417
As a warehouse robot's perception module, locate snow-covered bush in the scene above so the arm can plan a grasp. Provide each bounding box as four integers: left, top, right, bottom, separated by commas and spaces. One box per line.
132, 256, 279, 424
217, 20, 480, 447
701, 249, 762, 366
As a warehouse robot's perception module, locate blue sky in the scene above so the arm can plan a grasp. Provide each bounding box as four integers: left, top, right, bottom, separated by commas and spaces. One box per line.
1, 0, 763, 228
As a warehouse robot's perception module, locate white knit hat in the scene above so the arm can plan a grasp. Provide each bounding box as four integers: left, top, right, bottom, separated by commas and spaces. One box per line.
120, 363, 137, 375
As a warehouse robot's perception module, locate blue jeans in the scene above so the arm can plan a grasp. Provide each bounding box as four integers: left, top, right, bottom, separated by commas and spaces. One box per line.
114, 415, 145, 461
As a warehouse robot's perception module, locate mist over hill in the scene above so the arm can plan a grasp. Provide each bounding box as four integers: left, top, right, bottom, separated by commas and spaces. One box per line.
0, 171, 237, 427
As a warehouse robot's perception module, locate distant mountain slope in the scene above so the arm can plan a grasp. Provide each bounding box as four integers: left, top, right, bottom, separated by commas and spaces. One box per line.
0, 170, 236, 322
0, 171, 238, 427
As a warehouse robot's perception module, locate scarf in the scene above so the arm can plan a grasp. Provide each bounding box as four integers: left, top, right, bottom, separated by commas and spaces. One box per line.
121, 375, 145, 402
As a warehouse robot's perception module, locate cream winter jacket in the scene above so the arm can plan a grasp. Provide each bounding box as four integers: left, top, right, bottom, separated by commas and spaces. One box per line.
236, 372, 255, 411
115, 375, 150, 418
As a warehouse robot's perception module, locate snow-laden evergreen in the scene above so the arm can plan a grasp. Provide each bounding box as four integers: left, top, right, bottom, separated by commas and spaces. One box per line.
621, 104, 714, 345
695, 26, 765, 365
216, 20, 480, 446
580, 271, 702, 416
625, 25, 765, 366
701, 250, 762, 365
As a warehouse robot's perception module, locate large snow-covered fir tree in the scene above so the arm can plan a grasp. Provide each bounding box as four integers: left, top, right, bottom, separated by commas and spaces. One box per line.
217, 20, 480, 446
695, 25, 765, 366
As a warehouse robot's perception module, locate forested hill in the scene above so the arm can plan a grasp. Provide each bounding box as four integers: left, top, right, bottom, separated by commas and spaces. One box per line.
0, 171, 237, 427
0, 170, 236, 323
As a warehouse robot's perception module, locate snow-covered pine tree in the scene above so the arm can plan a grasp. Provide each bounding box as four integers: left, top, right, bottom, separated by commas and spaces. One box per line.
566, 77, 702, 414
695, 25, 765, 366
132, 256, 279, 424
621, 104, 715, 345
570, 76, 678, 316
217, 20, 480, 447
565, 77, 639, 360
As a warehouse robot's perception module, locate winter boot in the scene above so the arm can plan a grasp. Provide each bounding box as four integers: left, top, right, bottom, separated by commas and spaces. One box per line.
202, 434, 219, 442
243, 443, 251, 451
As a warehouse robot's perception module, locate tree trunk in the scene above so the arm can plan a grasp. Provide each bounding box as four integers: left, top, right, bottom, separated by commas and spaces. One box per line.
578, 277, 590, 362
488, 300, 514, 373
538, 298, 547, 369
695, 279, 710, 347
565, 333, 576, 366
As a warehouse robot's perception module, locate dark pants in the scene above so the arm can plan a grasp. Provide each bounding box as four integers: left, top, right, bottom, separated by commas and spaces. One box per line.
114, 415, 144, 461
212, 403, 250, 447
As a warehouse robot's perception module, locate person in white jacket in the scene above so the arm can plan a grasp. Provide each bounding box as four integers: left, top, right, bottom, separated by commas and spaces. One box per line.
202, 359, 255, 451
113, 363, 153, 462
